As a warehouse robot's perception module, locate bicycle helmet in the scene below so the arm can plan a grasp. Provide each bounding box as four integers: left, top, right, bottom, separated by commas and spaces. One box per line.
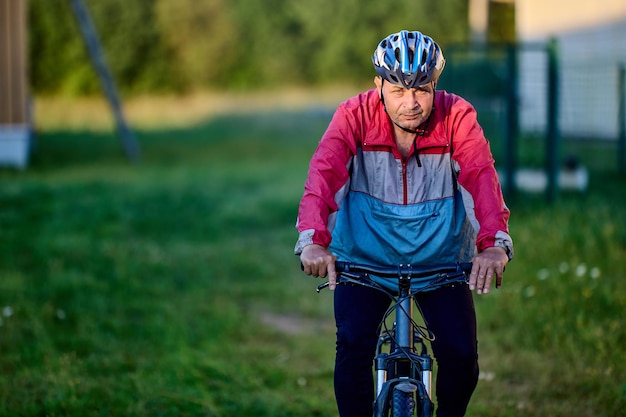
372, 30, 445, 89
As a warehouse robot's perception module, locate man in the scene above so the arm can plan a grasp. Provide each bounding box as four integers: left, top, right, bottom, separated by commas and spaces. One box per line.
295, 30, 513, 417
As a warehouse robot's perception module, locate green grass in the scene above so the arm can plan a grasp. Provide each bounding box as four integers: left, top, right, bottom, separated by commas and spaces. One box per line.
1, 110, 625, 416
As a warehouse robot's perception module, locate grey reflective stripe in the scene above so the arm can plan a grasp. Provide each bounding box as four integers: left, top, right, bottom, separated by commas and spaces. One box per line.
350, 149, 455, 205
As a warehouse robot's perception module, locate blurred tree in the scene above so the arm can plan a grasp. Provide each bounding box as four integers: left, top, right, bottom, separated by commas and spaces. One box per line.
87, 0, 175, 93
229, 0, 468, 88
28, 0, 470, 95
155, 0, 236, 90
29, 0, 98, 95
30, 0, 176, 95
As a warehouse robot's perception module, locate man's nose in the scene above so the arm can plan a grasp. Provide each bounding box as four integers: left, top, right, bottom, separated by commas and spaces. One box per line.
406, 92, 420, 108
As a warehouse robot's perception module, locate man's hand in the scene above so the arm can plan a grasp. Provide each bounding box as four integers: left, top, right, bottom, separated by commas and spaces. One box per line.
469, 246, 509, 295
300, 244, 338, 290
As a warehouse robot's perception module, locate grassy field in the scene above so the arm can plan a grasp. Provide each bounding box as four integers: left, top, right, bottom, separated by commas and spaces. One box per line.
0, 103, 625, 416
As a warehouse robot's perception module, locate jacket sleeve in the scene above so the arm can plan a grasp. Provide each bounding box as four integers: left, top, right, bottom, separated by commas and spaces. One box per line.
294, 105, 358, 255
448, 97, 514, 259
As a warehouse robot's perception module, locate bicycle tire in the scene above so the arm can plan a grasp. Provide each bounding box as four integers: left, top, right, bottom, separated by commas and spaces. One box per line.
392, 383, 417, 417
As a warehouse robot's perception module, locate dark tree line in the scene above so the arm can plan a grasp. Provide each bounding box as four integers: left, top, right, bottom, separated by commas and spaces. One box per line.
29, 0, 470, 95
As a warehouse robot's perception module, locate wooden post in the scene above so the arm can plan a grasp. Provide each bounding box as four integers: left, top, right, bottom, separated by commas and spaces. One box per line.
0, 0, 30, 168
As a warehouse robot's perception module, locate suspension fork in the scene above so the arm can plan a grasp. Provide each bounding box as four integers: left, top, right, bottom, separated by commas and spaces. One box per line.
374, 273, 433, 398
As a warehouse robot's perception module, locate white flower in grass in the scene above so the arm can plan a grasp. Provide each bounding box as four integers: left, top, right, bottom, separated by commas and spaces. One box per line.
523, 286, 536, 298
575, 263, 587, 277
56, 309, 67, 320
537, 268, 550, 280
590, 267, 601, 280
558, 262, 569, 274
2, 306, 13, 317
297, 377, 307, 387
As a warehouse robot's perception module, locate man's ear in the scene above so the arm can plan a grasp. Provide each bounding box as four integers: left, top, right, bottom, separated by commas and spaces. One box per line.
374, 76, 383, 98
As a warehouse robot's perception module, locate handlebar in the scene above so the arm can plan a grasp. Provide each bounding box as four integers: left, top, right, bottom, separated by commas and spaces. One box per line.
305, 261, 473, 293
334, 261, 472, 278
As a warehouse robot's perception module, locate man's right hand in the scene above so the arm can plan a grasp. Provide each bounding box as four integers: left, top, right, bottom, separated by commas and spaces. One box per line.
300, 244, 338, 290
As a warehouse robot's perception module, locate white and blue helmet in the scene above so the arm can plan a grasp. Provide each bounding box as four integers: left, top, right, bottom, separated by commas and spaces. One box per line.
372, 30, 446, 89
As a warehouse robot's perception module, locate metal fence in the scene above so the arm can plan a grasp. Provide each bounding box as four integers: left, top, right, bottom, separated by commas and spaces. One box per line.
440, 40, 626, 200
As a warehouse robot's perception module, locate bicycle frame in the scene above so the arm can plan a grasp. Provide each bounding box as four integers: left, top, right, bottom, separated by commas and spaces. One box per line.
375, 273, 431, 394
315, 261, 471, 417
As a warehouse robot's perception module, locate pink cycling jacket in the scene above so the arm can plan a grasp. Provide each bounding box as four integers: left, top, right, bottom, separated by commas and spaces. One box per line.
295, 88, 512, 287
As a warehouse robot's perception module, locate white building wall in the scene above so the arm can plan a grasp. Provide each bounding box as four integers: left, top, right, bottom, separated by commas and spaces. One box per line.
516, 0, 626, 138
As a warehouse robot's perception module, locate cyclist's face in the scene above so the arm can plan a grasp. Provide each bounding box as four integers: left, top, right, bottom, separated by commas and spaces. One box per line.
375, 77, 434, 132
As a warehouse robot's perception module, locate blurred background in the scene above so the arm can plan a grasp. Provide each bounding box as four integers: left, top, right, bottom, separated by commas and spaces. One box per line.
0, 1, 625, 416
2, 0, 625, 194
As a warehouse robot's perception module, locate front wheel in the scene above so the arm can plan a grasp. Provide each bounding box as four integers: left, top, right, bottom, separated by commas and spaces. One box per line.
392, 383, 417, 417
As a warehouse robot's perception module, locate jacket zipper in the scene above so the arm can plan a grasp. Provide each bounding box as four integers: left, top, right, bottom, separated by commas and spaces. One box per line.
402, 160, 408, 205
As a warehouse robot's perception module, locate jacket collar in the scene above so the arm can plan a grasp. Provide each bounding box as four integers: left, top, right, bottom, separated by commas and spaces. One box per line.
363, 90, 449, 150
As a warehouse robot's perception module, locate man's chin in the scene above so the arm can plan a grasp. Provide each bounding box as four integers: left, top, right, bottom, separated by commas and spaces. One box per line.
402, 122, 422, 131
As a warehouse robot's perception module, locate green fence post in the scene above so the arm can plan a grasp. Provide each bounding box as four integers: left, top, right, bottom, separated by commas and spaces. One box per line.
546, 38, 560, 203
505, 43, 518, 199
618, 63, 626, 175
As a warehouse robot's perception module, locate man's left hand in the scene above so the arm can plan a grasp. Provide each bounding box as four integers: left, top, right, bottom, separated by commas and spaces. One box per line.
469, 246, 509, 295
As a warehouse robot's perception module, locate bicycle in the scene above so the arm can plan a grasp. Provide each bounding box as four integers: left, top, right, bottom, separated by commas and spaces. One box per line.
315, 261, 472, 417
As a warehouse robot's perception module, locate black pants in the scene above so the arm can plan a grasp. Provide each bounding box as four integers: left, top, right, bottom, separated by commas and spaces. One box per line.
333, 283, 479, 417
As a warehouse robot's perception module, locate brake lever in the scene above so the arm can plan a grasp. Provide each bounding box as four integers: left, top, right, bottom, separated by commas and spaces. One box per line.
316, 282, 330, 293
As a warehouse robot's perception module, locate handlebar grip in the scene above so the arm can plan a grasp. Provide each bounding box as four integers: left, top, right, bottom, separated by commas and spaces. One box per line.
459, 262, 473, 275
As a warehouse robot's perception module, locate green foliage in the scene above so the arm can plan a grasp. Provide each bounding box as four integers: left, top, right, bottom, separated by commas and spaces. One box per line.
154, 0, 237, 89
1, 109, 624, 415
29, 0, 178, 95
29, 0, 98, 95
28, 0, 469, 94
87, 0, 176, 93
